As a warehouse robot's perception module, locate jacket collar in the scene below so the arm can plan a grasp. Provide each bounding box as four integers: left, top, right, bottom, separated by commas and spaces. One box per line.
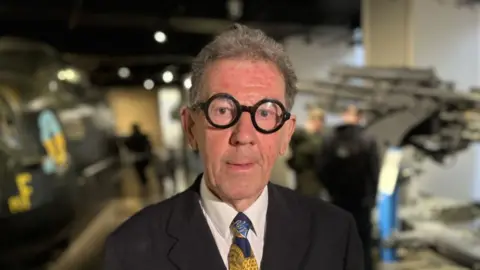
163, 174, 312, 270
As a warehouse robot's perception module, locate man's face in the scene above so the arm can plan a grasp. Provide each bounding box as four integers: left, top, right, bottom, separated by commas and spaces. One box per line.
342, 106, 361, 124
312, 119, 324, 132
305, 118, 323, 134
345, 114, 360, 125
181, 59, 296, 203
318, 119, 325, 130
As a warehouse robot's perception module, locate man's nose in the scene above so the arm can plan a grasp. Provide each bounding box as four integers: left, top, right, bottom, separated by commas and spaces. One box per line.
230, 113, 256, 145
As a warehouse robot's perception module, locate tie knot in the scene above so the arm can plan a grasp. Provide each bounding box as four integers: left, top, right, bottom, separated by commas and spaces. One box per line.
231, 212, 253, 238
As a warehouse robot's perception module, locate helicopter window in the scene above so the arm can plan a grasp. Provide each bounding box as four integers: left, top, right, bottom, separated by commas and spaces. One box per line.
0, 49, 56, 77
0, 98, 21, 150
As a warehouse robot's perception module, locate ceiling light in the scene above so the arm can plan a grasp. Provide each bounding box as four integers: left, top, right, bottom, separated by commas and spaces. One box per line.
143, 79, 155, 90
57, 68, 80, 83
154, 31, 167, 43
183, 76, 192, 90
118, 67, 130, 78
162, 71, 174, 83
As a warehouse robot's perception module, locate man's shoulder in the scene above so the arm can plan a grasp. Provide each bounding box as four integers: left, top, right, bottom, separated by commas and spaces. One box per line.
270, 183, 354, 224
107, 192, 187, 244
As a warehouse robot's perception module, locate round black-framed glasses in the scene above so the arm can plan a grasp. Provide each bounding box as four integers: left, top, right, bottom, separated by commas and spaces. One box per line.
190, 93, 291, 134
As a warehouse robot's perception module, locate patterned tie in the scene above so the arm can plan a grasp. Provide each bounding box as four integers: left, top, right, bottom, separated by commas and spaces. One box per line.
228, 213, 259, 270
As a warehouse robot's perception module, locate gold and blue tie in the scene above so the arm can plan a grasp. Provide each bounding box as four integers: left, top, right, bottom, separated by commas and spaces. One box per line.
228, 213, 259, 270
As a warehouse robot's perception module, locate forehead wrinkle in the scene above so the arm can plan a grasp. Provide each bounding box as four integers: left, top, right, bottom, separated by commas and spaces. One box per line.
243, 82, 269, 88
202, 59, 285, 105
213, 59, 278, 82
205, 91, 273, 107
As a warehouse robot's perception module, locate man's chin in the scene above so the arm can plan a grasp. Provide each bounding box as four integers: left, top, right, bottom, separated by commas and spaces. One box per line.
221, 184, 264, 202
225, 191, 256, 201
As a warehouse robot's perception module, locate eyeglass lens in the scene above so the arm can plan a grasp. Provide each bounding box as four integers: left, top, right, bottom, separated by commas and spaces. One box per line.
208, 96, 284, 131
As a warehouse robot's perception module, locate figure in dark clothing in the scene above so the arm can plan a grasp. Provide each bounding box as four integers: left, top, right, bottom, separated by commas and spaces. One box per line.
288, 107, 325, 198
125, 124, 153, 189
154, 149, 178, 195
316, 105, 380, 270
151, 149, 178, 197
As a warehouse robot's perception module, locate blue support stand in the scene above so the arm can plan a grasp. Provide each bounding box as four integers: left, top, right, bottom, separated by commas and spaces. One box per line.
378, 184, 399, 262
376, 147, 403, 263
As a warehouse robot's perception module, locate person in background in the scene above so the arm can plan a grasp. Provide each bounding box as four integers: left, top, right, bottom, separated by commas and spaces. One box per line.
316, 104, 380, 270
124, 123, 153, 193
288, 106, 326, 198
152, 148, 178, 198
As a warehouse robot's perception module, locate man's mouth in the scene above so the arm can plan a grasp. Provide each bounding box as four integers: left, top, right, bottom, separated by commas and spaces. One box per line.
226, 162, 255, 170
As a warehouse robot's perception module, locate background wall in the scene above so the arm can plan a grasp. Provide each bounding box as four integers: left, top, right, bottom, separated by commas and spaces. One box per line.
157, 87, 183, 150
409, 0, 480, 201
411, 0, 480, 90
285, 34, 365, 127
106, 88, 163, 147
362, 0, 480, 202
362, 0, 413, 67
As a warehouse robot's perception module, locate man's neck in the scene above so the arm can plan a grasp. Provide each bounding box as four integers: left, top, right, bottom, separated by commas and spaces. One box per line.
207, 185, 263, 212
227, 197, 260, 212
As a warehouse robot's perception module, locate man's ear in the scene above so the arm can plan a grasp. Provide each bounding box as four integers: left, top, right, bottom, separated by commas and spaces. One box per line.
279, 115, 296, 156
180, 106, 198, 150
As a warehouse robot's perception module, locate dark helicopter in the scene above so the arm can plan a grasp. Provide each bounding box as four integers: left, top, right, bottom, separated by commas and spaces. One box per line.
0, 37, 121, 269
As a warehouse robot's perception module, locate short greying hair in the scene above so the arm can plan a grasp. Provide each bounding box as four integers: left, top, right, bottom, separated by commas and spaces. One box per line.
190, 23, 298, 110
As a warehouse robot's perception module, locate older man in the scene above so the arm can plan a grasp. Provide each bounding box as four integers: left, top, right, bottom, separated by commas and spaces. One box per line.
104, 24, 364, 270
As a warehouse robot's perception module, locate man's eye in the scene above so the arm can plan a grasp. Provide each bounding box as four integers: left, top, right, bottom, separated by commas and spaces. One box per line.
218, 108, 228, 114
212, 107, 232, 115
258, 110, 274, 118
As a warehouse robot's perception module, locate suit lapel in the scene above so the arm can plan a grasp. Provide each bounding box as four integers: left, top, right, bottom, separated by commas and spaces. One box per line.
165, 175, 226, 270
261, 184, 312, 270
162, 177, 312, 270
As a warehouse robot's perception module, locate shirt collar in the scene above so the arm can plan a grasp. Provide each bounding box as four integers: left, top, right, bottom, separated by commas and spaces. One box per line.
200, 175, 268, 240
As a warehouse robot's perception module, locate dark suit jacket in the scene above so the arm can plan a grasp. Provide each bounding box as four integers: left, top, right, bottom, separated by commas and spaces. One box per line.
104, 175, 364, 270
316, 124, 379, 207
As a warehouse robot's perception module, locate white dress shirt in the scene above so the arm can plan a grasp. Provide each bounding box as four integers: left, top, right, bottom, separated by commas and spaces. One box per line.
199, 176, 269, 268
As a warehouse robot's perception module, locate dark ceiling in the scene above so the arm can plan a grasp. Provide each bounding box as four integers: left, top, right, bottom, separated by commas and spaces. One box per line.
0, 0, 361, 87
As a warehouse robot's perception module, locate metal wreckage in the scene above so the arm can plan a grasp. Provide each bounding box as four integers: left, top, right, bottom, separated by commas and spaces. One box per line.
298, 65, 480, 269
298, 65, 480, 162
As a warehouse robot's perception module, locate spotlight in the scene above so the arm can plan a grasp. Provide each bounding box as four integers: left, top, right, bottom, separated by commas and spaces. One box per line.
57, 68, 80, 83
154, 31, 167, 43
118, 67, 130, 78
143, 79, 155, 90
183, 76, 192, 90
162, 71, 174, 83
